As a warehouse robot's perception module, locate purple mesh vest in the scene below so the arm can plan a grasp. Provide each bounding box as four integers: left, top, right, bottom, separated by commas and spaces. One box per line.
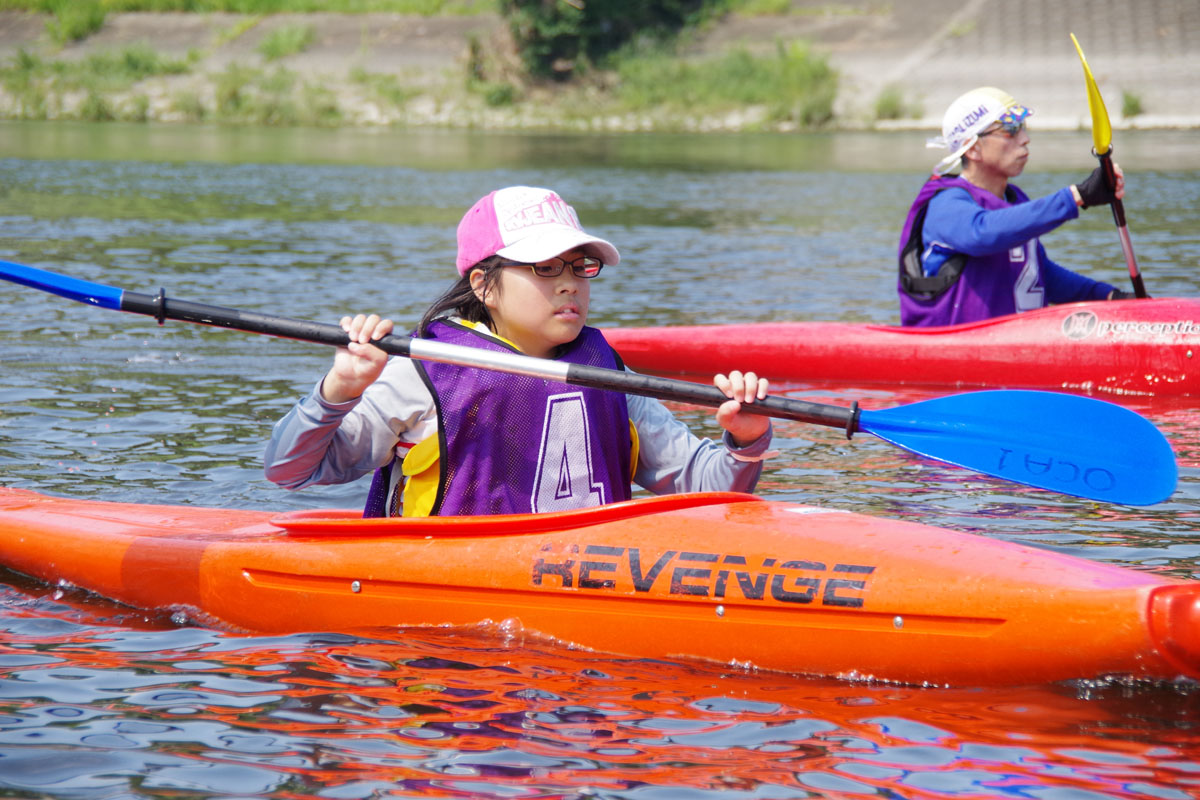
898, 177, 1043, 327
411, 320, 632, 517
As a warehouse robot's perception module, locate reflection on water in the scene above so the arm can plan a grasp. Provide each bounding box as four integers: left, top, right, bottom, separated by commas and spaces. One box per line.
1, 126, 1199, 798
5, 121, 1200, 174
3, 577, 1200, 800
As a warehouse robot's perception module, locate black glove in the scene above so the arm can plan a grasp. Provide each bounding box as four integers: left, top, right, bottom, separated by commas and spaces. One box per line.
1075, 166, 1116, 209
1109, 288, 1150, 300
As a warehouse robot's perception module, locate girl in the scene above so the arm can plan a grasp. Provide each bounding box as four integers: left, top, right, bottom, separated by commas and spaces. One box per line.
265, 186, 773, 517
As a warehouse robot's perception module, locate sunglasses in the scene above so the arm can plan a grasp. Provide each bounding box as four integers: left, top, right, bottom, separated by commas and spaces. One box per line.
500, 256, 604, 279
979, 109, 1029, 138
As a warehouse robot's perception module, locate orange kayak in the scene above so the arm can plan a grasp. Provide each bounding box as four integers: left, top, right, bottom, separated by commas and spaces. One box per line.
602, 298, 1200, 397
1, 485, 1197, 687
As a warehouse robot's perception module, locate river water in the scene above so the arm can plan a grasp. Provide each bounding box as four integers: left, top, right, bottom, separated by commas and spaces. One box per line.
2, 121, 1200, 798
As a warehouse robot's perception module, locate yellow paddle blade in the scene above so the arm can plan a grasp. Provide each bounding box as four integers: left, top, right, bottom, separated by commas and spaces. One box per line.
1070, 33, 1112, 155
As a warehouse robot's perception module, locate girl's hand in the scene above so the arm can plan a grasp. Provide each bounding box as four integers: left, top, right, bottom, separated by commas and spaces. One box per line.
321, 313, 394, 404
713, 370, 770, 447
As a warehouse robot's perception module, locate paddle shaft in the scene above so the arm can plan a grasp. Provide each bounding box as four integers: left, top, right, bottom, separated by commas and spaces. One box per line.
1098, 149, 1147, 298
1, 258, 1175, 503
120, 289, 860, 433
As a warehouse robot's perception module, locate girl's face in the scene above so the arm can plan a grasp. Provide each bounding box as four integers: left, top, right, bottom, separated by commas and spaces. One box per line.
472, 249, 592, 359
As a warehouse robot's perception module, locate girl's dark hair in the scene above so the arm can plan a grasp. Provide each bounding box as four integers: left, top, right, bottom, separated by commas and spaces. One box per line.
417, 256, 506, 336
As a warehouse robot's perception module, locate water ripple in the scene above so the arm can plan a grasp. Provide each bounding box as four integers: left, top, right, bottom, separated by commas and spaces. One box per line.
0, 139, 1198, 798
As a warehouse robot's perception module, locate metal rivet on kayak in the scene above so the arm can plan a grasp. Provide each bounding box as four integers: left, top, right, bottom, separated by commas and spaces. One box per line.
351, 580, 361, 593
715, 604, 725, 617
893, 615, 903, 629
1188, 350, 1194, 359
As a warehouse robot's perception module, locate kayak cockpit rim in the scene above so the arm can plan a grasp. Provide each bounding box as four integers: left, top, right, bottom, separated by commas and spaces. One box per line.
270, 491, 766, 537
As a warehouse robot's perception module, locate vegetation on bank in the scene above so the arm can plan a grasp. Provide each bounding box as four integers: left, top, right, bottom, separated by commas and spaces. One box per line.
1, 43, 191, 121
0, 0, 859, 130
613, 42, 834, 128
1, 0, 493, 45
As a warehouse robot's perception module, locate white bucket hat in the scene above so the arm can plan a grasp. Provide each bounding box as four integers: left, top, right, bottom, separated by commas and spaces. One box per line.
927, 87, 1032, 176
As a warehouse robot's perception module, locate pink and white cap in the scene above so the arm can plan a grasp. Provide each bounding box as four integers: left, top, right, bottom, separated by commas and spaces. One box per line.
455, 186, 620, 275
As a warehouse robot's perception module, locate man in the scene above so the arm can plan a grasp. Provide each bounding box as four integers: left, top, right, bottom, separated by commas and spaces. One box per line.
898, 86, 1130, 327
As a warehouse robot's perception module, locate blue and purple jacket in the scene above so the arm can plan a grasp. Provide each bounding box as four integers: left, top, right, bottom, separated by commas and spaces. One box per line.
898, 176, 1115, 327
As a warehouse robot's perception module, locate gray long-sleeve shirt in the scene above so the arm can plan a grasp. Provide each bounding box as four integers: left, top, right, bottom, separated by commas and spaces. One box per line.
265, 351, 773, 506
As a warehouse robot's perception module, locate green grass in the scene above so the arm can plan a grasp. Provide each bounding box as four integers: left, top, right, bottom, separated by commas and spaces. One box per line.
2, 49, 47, 116
0, 0, 494, 49
0, 44, 190, 112
0, 0, 494, 13
478, 80, 515, 107
211, 61, 343, 125
873, 83, 920, 121
0, 0, 844, 130
213, 61, 255, 116
0, 39, 346, 127
350, 66, 414, 109
43, 0, 107, 44
730, 0, 793, 14
215, 16, 262, 46
170, 89, 207, 122
729, 1, 883, 16
78, 89, 115, 120
93, 43, 192, 83
257, 23, 314, 60
613, 41, 836, 127
1122, 89, 1143, 118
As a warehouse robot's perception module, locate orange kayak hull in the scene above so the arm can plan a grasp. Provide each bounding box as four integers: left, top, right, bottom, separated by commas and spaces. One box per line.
1, 486, 1197, 687
601, 298, 1200, 397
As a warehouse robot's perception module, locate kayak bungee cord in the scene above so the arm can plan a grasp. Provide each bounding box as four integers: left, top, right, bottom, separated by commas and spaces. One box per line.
0, 259, 1177, 505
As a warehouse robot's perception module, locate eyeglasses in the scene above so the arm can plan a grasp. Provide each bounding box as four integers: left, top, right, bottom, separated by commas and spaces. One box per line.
501, 255, 604, 279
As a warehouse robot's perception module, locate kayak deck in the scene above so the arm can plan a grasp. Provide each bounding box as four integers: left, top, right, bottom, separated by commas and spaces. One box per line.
1, 486, 1198, 687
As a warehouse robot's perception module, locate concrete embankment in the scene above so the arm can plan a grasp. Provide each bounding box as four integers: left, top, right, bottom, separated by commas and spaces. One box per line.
0, 0, 1196, 130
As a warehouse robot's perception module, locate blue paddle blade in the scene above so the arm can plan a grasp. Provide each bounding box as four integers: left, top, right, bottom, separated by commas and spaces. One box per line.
858, 390, 1177, 506
0, 259, 123, 310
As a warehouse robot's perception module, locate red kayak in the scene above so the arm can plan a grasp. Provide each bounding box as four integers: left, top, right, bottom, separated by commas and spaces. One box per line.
602, 298, 1200, 397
